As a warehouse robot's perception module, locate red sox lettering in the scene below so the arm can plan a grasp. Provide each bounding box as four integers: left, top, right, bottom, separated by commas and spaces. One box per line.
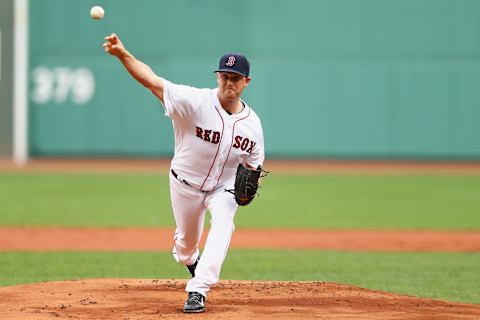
233, 135, 256, 153
195, 126, 256, 154
195, 126, 221, 144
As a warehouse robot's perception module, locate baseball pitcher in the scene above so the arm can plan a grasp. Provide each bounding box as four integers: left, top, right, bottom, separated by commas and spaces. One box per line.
103, 33, 265, 313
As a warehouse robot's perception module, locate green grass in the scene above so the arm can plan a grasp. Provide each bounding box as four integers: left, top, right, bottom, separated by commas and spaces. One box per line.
1, 172, 478, 305
1, 172, 480, 229
0, 173, 171, 226
0, 250, 478, 304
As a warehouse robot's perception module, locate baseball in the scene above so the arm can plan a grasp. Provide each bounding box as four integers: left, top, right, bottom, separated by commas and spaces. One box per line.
90, 6, 104, 20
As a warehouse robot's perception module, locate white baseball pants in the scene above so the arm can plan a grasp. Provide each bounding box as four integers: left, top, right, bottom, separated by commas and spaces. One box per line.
169, 171, 237, 297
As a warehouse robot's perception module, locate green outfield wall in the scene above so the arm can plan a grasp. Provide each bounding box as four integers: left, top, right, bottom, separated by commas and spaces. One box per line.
28, 0, 480, 159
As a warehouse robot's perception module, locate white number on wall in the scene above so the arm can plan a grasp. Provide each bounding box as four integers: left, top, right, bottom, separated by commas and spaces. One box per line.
31, 67, 95, 105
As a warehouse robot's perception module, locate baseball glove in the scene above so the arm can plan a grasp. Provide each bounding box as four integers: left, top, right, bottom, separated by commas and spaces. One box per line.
225, 163, 268, 206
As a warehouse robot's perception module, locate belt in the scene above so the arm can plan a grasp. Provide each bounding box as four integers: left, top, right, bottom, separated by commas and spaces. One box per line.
171, 169, 191, 187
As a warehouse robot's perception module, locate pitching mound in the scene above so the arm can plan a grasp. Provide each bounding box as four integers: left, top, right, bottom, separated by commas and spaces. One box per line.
1, 279, 479, 319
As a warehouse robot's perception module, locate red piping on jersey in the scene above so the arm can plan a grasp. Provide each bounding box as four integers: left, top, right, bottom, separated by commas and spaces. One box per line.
200, 106, 225, 191
213, 108, 251, 189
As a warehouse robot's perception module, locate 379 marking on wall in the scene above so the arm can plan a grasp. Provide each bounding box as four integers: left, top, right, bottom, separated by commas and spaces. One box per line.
30, 67, 95, 105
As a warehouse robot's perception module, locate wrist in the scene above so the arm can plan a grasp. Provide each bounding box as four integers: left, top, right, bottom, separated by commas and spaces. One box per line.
118, 50, 133, 61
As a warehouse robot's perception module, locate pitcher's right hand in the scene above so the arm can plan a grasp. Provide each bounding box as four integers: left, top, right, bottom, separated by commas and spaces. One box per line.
103, 33, 127, 58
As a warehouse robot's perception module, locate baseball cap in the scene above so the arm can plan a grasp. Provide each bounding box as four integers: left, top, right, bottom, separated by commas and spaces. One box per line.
214, 53, 250, 77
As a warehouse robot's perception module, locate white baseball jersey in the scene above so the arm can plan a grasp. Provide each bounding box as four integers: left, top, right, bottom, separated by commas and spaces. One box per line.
162, 79, 265, 191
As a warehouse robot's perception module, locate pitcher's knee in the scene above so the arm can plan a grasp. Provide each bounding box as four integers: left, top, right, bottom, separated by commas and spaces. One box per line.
173, 237, 198, 265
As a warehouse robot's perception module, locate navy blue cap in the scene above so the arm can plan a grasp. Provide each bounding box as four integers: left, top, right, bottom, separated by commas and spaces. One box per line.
214, 53, 250, 77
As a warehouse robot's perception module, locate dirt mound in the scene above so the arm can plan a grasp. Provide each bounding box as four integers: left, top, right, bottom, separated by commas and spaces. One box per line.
0, 279, 479, 319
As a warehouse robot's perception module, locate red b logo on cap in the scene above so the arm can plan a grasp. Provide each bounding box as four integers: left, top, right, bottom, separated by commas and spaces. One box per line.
226, 56, 236, 67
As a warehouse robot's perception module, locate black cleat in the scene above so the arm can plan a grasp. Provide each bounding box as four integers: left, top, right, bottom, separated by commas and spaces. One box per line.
186, 257, 199, 278
183, 292, 205, 313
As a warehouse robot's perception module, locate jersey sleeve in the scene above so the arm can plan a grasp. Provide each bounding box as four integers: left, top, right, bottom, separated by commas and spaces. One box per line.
161, 79, 206, 119
246, 122, 265, 169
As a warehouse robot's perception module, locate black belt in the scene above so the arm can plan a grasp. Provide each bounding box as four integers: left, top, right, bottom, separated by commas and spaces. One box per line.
171, 169, 191, 187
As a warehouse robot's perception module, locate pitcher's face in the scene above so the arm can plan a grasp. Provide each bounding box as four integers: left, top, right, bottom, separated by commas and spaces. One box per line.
217, 72, 250, 101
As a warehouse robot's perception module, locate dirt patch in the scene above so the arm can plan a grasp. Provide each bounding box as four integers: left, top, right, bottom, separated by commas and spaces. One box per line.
0, 279, 479, 320
1, 227, 479, 252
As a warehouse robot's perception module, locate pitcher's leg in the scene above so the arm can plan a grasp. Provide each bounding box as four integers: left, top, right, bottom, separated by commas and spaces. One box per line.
169, 173, 206, 266
185, 189, 237, 296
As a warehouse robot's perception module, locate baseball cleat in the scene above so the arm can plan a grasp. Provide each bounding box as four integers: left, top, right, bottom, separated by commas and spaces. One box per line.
183, 292, 205, 313
186, 257, 199, 278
